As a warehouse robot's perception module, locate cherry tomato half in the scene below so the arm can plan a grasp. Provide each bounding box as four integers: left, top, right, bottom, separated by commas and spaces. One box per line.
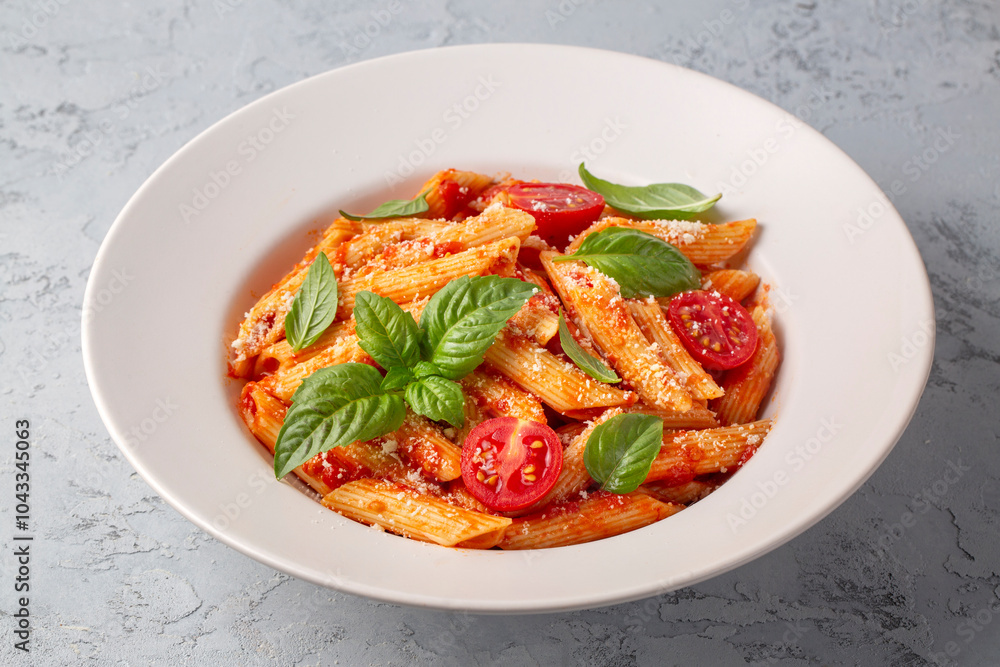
667, 290, 758, 371
461, 417, 563, 512
507, 183, 605, 250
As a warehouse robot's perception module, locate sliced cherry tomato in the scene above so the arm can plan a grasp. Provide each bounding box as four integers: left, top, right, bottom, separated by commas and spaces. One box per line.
667, 290, 758, 371
507, 183, 605, 250
475, 178, 522, 207
461, 417, 563, 512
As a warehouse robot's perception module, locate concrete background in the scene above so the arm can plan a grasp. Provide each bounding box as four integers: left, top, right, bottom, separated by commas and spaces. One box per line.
2, 0, 999, 664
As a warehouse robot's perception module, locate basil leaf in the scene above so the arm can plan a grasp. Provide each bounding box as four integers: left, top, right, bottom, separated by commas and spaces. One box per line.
558, 311, 620, 383
285, 252, 339, 351
412, 361, 442, 379
583, 414, 664, 494
353, 291, 422, 370
578, 163, 721, 219
340, 191, 429, 221
274, 363, 405, 478
553, 227, 700, 299
380, 366, 414, 391
419, 276, 538, 380
404, 376, 465, 428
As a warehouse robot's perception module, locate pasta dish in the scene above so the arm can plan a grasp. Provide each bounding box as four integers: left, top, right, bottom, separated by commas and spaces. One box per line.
229, 166, 779, 550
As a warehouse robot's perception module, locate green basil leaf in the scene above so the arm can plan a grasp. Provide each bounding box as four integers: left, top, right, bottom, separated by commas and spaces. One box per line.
380, 366, 414, 391
578, 163, 721, 219
558, 311, 620, 383
583, 413, 664, 494
274, 363, 405, 478
353, 291, 422, 370
404, 376, 465, 428
419, 276, 538, 380
285, 252, 339, 351
339, 191, 429, 221
553, 227, 700, 298
412, 361, 442, 379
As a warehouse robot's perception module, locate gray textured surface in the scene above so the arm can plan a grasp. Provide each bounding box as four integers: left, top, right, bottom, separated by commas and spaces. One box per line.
2, 0, 999, 665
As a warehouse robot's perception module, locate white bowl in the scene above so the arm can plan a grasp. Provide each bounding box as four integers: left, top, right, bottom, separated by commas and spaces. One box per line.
82, 44, 934, 612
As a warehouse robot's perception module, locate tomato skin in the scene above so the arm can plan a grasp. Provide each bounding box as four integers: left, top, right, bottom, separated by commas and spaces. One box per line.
476, 179, 522, 207
667, 290, 758, 371
507, 183, 605, 250
460, 417, 563, 512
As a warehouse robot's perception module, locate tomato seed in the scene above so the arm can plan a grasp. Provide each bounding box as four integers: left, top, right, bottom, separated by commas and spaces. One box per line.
486, 475, 498, 485
523, 474, 537, 482
476, 470, 485, 482
523, 464, 536, 474
530, 440, 544, 449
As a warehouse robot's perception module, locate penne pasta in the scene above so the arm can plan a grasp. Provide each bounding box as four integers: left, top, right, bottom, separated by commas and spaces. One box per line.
257, 334, 372, 403
350, 204, 536, 278
322, 478, 512, 548
443, 479, 495, 515
419, 168, 497, 219
517, 265, 556, 295
484, 328, 635, 414
253, 319, 352, 377
712, 306, 779, 425
645, 419, 772, 485
238, 382, 286, 453
231, 218, 363, 367
701, 269, 760, 303
627, 299, 724, 401
387, 413, 463, 482
622, 403, 720, 430
452, 395, 488, 450
539, 408, 621, 506
566, 217, 757, 265
542, 252, 693, 412
499, 490, 683, 550
256, 299, 427, 376
323, 439, 420, 488
336, 236, 521, 319
507, 292, 561, 346
640, 478, 720, 505
341, 218, 450, 269
240, 382, 440, 494
555, 421, 588, 442
239, 382, 345, 496
461, 369, 547, 424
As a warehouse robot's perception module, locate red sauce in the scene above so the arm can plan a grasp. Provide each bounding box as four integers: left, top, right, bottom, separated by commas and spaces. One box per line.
240, 386, 258, 418
734, 442, 760, 471
437, 179, 475, 219
302, 452, 355, 491
432, 240, 463, 258
258, 356, 280, 376
516, 244, 544, 271
656, 462, 696, 487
